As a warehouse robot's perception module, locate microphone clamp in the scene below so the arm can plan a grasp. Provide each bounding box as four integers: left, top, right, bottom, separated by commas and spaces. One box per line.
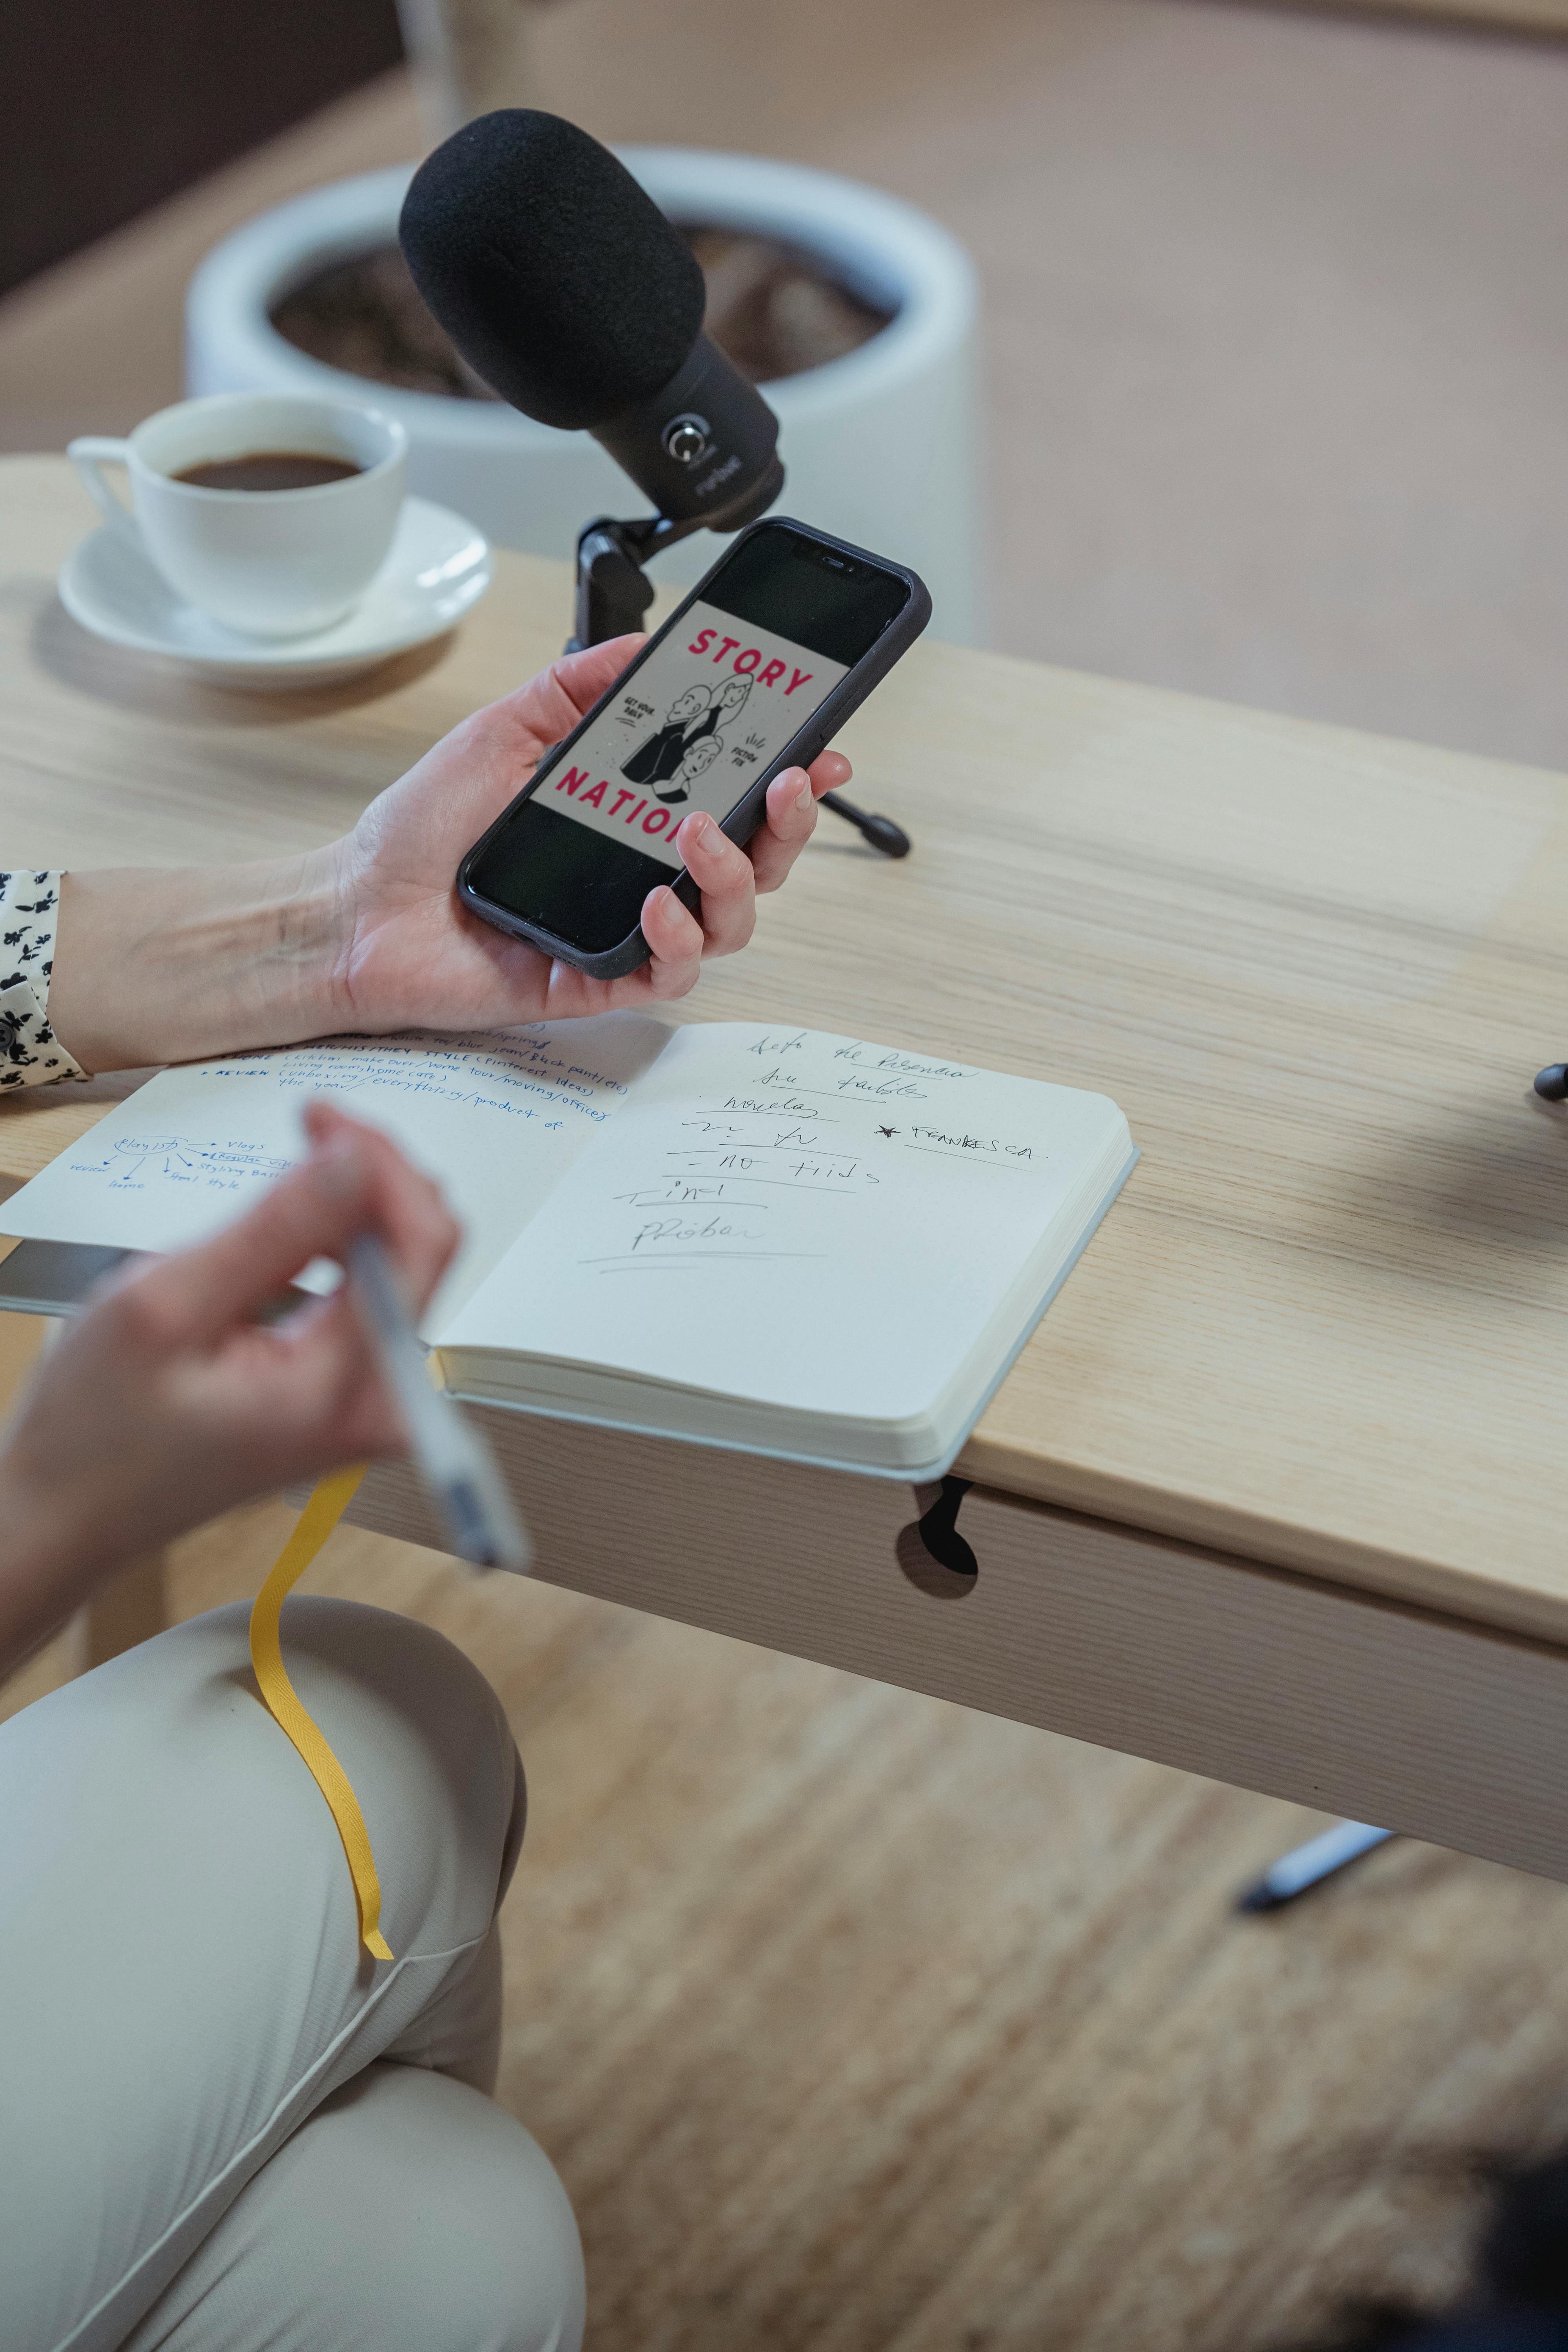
568, 512, 702, 650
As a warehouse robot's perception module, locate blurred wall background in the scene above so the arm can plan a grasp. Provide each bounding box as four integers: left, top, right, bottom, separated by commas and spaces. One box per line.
0, 0, 403, 295
2, 0, 1566, 769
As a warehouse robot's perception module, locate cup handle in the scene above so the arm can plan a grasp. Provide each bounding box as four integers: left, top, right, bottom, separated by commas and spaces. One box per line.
67, 437, 142, 550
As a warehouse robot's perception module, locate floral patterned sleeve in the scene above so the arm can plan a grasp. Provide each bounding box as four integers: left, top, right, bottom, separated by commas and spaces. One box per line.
1, 870, 88, 1091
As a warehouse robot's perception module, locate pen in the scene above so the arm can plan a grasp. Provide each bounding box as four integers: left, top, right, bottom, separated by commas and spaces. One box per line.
1235, 1819, 1395, 1914
347, 1232, 531, 1571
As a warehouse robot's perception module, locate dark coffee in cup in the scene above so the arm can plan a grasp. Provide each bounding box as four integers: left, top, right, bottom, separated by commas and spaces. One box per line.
172, 452, 364, 493
70, 392, 407, 634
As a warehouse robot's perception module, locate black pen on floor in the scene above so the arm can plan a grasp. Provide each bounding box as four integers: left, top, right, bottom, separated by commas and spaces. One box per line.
1235, 1820, 1395, 1914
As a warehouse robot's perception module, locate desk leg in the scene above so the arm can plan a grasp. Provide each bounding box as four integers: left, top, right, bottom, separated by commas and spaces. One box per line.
80, 1551, 170, 1671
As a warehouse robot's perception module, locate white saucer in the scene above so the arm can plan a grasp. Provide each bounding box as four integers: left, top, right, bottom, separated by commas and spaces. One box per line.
58, 495, 493, 689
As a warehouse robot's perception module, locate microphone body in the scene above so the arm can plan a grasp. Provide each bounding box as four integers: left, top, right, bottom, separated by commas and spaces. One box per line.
399, 109, 782, 530
594, 333, 784, 529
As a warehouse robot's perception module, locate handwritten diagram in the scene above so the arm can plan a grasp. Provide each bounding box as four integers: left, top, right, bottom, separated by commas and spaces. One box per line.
67, 1134, 293, 1190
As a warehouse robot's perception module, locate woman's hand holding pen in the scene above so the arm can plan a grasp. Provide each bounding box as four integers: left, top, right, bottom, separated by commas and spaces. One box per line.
0, 1103, 455, 1675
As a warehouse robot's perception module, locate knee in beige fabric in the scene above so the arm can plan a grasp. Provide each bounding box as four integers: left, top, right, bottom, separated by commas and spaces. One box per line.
121, 2062, 586, 2352
223, 1593, 532, 1942
1, 1597, 532, 2352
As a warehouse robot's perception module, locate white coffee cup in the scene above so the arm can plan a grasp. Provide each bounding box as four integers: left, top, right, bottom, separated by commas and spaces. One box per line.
67, 392, 408, 639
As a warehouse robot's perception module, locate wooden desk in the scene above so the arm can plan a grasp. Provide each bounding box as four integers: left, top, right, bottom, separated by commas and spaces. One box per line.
8, 452, 1568, 1881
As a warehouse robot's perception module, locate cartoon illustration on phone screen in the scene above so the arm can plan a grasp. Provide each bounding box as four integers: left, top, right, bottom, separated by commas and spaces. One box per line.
655, 731, 724, 805
714, 676, 753, 728
623, 675, 757, 794
540, 599, 848, 872
621, 685, 718, 787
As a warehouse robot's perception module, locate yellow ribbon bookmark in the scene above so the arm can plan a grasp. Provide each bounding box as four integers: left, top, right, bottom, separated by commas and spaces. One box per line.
248, 1464, 394, 1962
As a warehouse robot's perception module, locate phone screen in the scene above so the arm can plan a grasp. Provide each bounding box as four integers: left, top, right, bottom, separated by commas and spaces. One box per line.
462, 522, 912, 957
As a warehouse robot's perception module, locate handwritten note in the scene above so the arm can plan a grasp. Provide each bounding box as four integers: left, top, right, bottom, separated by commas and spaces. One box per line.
3, 1014, 1129, 1444
439, 1023, 1123, 1419
0, 1014, 670, 1332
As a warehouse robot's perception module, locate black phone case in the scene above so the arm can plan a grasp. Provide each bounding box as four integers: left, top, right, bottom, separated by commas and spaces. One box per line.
456, 517, 932, 979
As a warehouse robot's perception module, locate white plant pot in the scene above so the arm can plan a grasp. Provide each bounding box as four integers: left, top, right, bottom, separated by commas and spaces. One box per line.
185, 152, 984, 643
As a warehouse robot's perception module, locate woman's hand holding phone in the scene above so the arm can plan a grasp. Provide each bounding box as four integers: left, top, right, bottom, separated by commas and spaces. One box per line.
327, 636, 852, 1024
47, 638, 853, 1076
455, 521, 927, 979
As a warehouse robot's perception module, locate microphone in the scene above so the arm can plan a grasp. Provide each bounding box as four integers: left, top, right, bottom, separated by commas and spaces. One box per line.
399, 110, 784, 531
399, 109, 910, 862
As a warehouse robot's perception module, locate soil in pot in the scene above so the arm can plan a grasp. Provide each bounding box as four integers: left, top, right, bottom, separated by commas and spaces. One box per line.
270, 227, 895, 399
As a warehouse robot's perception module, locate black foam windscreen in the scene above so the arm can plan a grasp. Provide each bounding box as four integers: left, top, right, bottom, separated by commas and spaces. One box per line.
399, 111, 708, 432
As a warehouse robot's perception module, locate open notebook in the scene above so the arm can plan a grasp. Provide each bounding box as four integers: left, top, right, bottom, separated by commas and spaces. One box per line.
0, 1016, 1135, 1480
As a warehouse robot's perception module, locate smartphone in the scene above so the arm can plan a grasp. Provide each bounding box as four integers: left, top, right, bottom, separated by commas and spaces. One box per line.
457, 517, 931, 976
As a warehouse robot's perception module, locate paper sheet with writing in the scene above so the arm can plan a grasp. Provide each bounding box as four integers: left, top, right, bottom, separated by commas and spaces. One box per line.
439, 1023, 1126, 1421
0, 1017, 670, 1334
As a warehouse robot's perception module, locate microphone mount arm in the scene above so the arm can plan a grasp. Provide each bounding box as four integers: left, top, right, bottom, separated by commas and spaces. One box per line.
567, 512, 704, 652
566, 513, 911, 861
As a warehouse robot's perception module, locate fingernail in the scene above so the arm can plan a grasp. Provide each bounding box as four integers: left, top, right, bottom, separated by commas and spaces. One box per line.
795, 775, 813, 812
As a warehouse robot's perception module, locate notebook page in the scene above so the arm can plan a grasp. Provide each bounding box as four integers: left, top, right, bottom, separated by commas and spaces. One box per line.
0, 1016, 671, 1334
437, 1023, 1128, 1421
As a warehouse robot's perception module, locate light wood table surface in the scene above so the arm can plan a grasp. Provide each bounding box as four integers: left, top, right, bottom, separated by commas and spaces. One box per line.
7, 452, 1568, 1882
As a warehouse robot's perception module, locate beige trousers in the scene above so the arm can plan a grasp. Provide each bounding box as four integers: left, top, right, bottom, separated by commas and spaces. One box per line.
0, 1598, 586, 2352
